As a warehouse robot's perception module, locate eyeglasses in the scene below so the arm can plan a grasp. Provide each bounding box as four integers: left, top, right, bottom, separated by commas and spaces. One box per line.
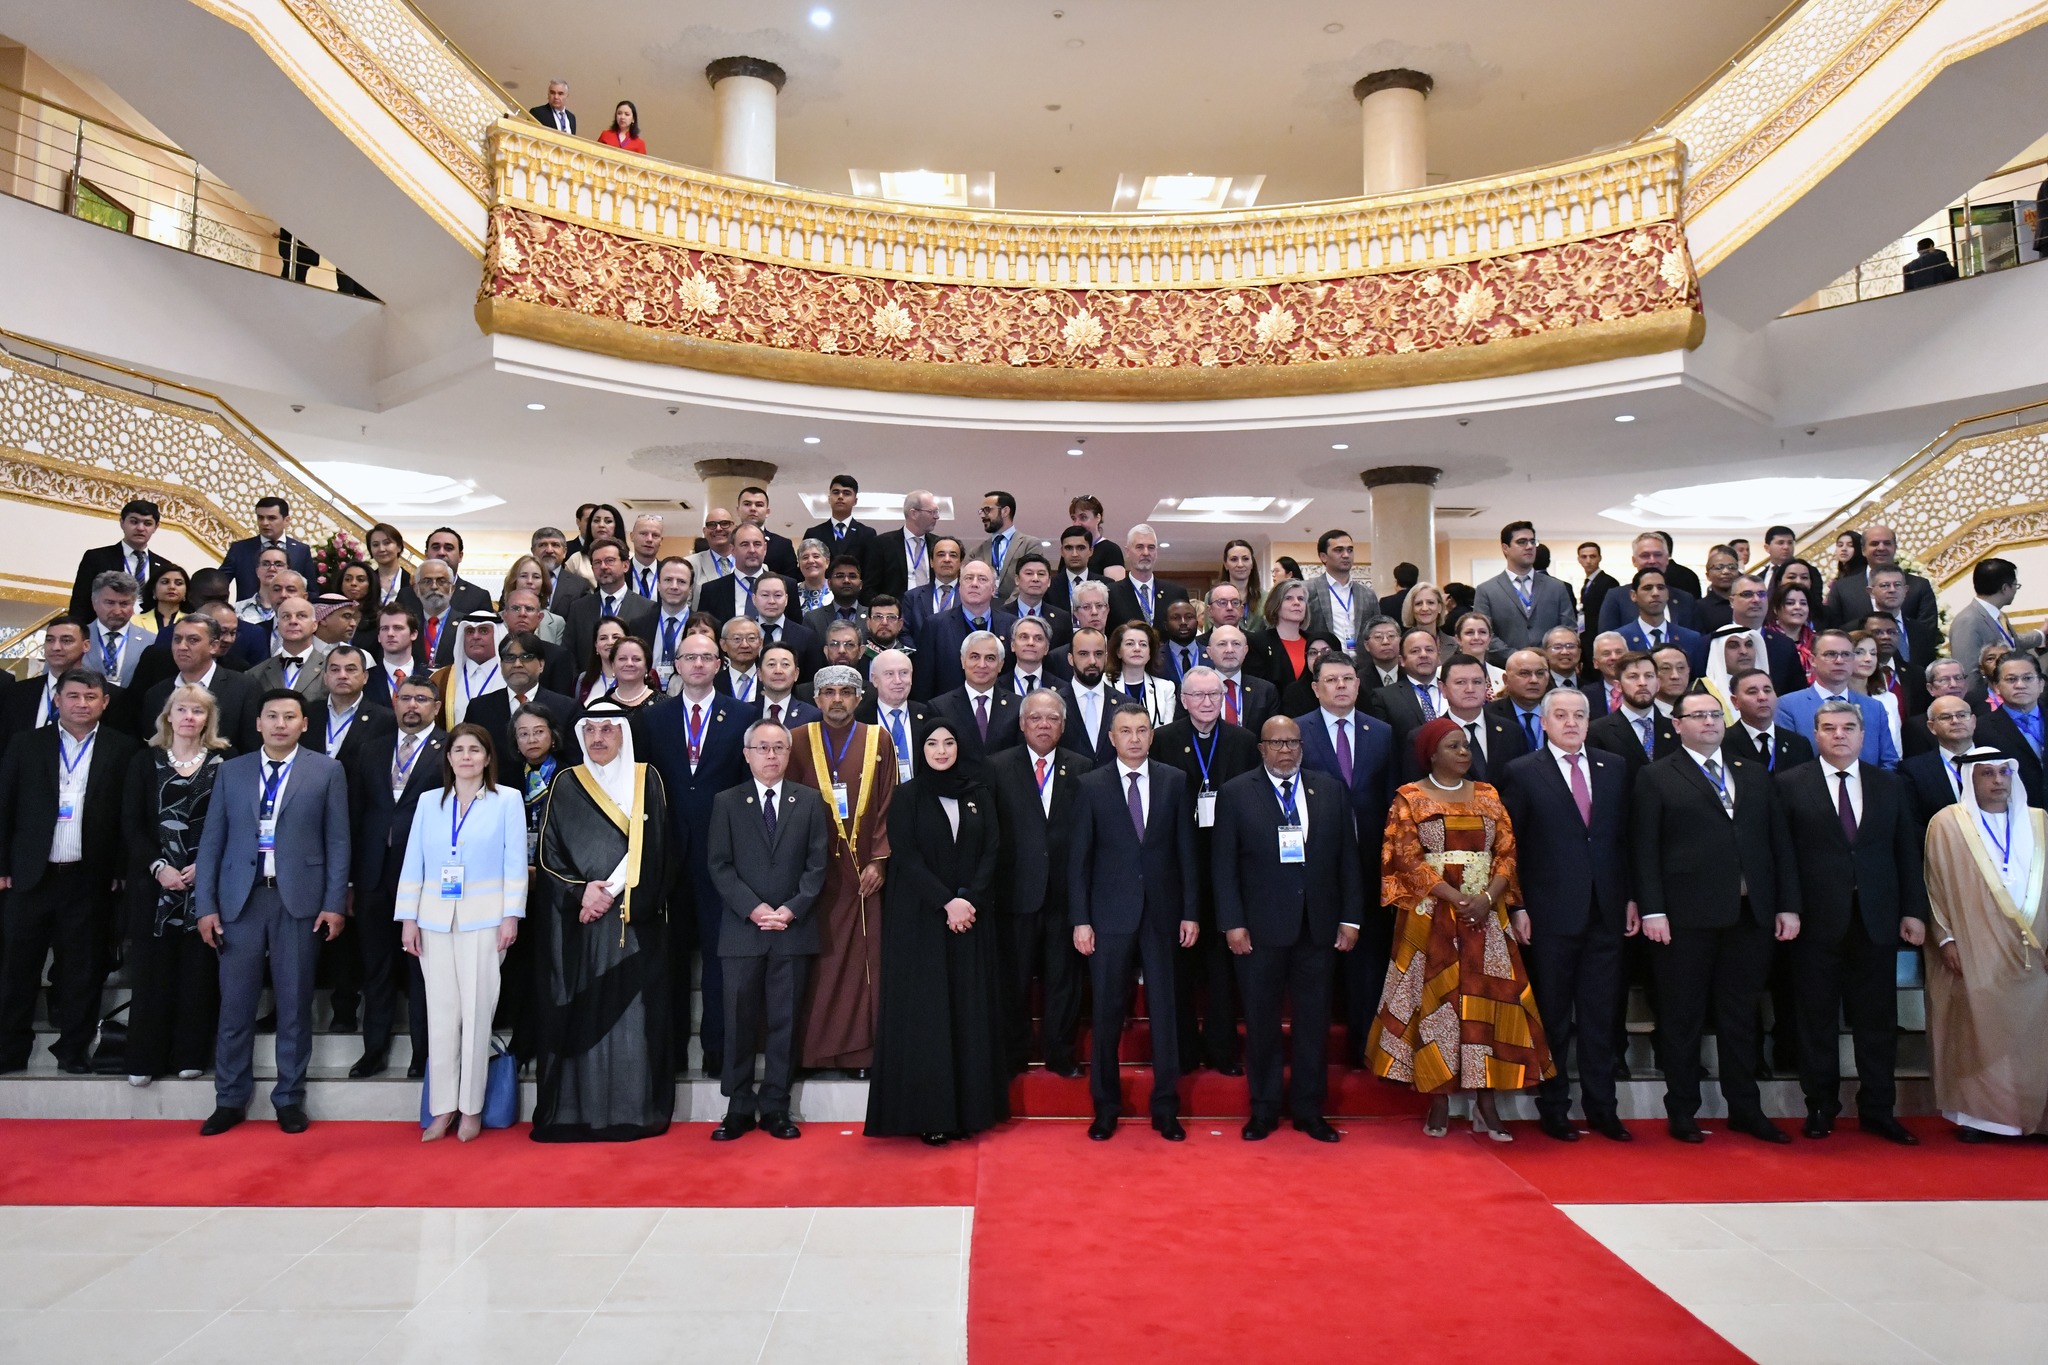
1180, 689, 1223, 701
704, 519, 735, 530
1259, 738, 1303, 749
1674, 710, 1721, 722
1814, 649, 1853, 661
502, 652, 538, 663
746, 742, 790, 755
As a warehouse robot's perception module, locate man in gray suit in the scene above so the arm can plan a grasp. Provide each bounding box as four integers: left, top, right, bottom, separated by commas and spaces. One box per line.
971, 490, 1049, 603
1302, 529, 1380, 652
246, 596, 331, 703
194, 688, 350, 1136
705, 718, 829, 1140
1473, 520, 1578, 653
1950, 557, 2044, 667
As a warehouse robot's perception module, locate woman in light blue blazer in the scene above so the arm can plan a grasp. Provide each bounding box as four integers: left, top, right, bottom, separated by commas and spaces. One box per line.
398, 723, 527, 1141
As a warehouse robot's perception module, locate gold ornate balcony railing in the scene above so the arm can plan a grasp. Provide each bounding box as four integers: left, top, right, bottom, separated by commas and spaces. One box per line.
1797, 398, 2048, 587
0, 328, 377, 558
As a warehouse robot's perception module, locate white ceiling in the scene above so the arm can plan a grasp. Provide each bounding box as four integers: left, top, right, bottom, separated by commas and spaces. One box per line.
423, 0, 1787, 210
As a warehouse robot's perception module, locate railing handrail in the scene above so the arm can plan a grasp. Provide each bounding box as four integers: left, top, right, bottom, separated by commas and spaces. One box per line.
372, 0, 530, 124
0, 80, 194, 161
1643, 0, 1813, 136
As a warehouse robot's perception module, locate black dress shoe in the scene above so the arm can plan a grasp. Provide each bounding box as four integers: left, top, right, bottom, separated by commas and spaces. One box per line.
1213, 1060, 1245, 1077
255, 1011, 277, 1034
761, 1112, 801, 1140
1859, 1114, 1920, 1146
1667, 1118, 1706, 1144
1730, 1113, 1792, 1145
1046, 1061, 1082, 1080
920, 1132, 950, 1147
1153, 1116, 1186, 1142
1539, 1114, 1581, 1142
1955, 1124, 1995, 1144
710, 1112, 756, 1141
1241, 1116, 1275, 1141
406, 1059, 426, 1080
1087, 1116, 1116, 1141
701, 1051, 723, 1079
1294, 1116, 1340, 1144
276, 1103, 310, 1134
58, 1057, 91, 1075
328, 1013, 358, 1035
200, 1106, 246, 1136
348, 1049, 389, 1079
1803, 1109, 1836, 1139
1588, 1114, 1634, 1142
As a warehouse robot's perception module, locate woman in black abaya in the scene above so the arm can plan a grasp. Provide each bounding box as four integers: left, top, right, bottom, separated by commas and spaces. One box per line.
864, 718, 1009, 1144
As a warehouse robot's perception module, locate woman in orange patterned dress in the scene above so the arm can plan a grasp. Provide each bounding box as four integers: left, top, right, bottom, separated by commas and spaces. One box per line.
1367, 715, 1553, 1140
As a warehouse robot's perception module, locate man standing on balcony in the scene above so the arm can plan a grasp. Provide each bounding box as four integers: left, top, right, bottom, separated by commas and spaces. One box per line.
530, 79, 576, 135
219, 498, 315, 600
69, 499, 184, 622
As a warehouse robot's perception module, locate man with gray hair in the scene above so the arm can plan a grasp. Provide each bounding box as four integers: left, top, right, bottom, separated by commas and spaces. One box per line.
84, 569, 151, 687
412, 557, 460, 668
529, 525, 591, 611
784, 663, 896, 1073
1107, 523, 1190, 630
932, 629, 1019, 758
863, 488, 941, 602
627, 513, 666, 600
1904, 657, 1972, 759
1051, 579, 1113, 677
529, 78, 575, 134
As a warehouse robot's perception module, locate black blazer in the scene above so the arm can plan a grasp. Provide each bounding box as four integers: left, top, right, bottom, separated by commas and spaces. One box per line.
1366, 680, 1436, 754
1762, 631, 1810, 701
1209, 766, 1360, 947
141, 667, 263, 755
1899, 748, 1965, 832
804, 518, 879, 567
529, 103, 576, 133
1631, 748, 1800, 930
1723, 723, 1815, 775
913, 605, 1017, 700
1105, 576, 1191, 632
1052, 682, 1119, 763
705, 782, 830, 957
1067, 762, 1197, 934
1044, 569, 1107, 614
70, 543, 185, 621
457, 687, 580, 772
931, 685, 1022, 761
1502, 746, 1632, 937
1580, 570, 1619, 627
0, 723, 139, 891
1150, 718, 1260, 914
563, 589, 656, 665
1975, 707, 2048, 808
1587, 706, 1678, 782
348, 727, 446, 889
862, 528, 940, 603
219, 534, 314, 599
0, 678, 55, 761
303, 697, 396, 769
986, 744, 1092, 918
756, 616, 825, 682
1775, 762, 1926, 943
697, 572, 800, 627
1253, 630, 1309, 694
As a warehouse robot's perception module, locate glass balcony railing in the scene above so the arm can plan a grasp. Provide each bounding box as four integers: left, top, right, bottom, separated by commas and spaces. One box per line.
0, 81, 375, 298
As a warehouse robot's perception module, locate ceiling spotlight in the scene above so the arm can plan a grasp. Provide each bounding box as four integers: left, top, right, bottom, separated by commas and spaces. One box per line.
1613, 414, 1635, 423
525, 402, 546, 411
1331, 442, 1349, 450
1066, 447, 1084, 457
802, 436, 821, 444
809, 6, 833, 27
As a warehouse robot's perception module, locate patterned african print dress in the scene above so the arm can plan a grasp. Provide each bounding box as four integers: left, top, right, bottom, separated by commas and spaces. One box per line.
1366, 781, 1553, 1094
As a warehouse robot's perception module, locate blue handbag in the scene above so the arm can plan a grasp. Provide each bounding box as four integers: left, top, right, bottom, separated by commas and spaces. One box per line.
418, 1037, 521, 1129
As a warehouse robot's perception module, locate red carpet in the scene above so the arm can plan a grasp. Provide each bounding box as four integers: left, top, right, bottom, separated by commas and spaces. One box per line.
966, 1121, 1746, 1365
1008, 1064, 1430, 1118
1493, 1117, 2048, 1204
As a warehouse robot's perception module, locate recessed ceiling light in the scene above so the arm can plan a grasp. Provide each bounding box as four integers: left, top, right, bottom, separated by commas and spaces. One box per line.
1178, 496, 1275, 514
1613, 414, 1635, 423
1330, 442, 1349, 450
802, 436, 821, 444
1158, 542, 1170, 549
849, 168, 996, 209
1111, 172, 1264, 212
1323, 21, 1345, 33
525, 402, 546, 411
809, 7, 833, 28
1066, 447, 1084, 457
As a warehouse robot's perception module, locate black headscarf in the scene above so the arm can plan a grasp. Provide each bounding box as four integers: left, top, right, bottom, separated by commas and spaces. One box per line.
912, 717, 979, 798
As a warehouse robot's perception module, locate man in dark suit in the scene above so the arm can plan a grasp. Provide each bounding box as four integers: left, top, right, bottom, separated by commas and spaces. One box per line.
1105, 526, 1190, 630
1293, 650, 1398, 1062
1597, 536, 1703, 634
69, 499, 184, 621
1613, 568, 1707, 674
1427, 655, 1525, 784
733, 485, 801, 579
704, 716, 829, 1141
303, 645, 393, 767
1903, 659, 1972, 758
1001, 617, 1059, 695
1723, 668, 1816, 774
914, 562, 1015, 700
1502, 689, 1634, 1142
1053, 628, 1117, 764
462, 632, 579, 769
749, 577, 824, 684
931, 631, 1022, 762
0, 622, 85, 757
802, 474, 879, 567
1211, 715, 1361, 1142
988, 690, 1093, 1075
641, 632, 760, 1078
1632, 685, 1801, 1144
193, 688, 350, 1135
1150, 669, 1259, 1076
1043, 527, 1107, 614
420, 528, 495, 620
345, 674, 444, 1079
0, 670, 138, 1072
530, 78, 576, 133
862, 490, 941, 604
1901, 695, 1975, 831
1822, 525, 1938, 631
498, 589, 578, 696
1069, 703, 1199, 1140
1003, 554, 1072, 650
140, 616, 262, 753
698, 525, 800, 626
855, 649, 926, 784
1587, 652, 1676, 779
1776, 701, 1926, 1144
1976, 650, 2048, 806
1205, 625, 1278, 734
564, 538, 657, 663
1366, 627, 1444, 755
218, 497, 316, 600
1484, 649, 1552, 791
1576, 541, 1618, 631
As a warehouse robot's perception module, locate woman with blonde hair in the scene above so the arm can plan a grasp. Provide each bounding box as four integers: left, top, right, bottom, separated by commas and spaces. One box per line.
499, 554, 567, 644
122, 683, 232, 1086
1401, 581, 1460, 657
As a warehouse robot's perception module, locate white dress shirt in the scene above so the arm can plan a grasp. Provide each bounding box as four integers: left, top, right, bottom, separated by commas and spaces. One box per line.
50, 725, 99, 863
1317, 707, 1361, 761
1266, 766, 1308, 840
1821, 759, 1863, 824
1025, 744, 1060, 816
1115, 759, 1151, 827
1448, 710, 1488, 761
1683, 745, 1735, 813
256, 745, 300, 877
1071, 680, 1109, 746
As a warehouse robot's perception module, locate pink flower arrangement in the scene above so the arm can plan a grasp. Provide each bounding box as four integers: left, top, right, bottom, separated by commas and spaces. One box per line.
310, 528, 369, 594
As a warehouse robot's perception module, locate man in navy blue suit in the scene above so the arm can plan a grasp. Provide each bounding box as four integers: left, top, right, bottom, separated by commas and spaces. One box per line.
1292, 649, 1397, 1064
641, 630, 759, 1080
1069, 703, 1198, 1141
913, 560, 1015, 700
1614, 567, 1706, 675
1502, 688, 1636, 1143
218, 497, 316, 600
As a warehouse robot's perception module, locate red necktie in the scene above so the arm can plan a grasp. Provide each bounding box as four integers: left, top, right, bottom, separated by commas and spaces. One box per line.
1225, 679, 1240, 724
1565, 752, 1592, 825
1034, 755, 1048, 792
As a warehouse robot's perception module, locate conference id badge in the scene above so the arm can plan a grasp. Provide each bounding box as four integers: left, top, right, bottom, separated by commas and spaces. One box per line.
898, 757, 914, 785
831, 781, 850, 820
527, 829, 540, 862
1277, 825, 1306, 864
439, 865, 464, 900
1196, 789, 1216, 828
55, 800, 75, 823
257, 818, 276, 852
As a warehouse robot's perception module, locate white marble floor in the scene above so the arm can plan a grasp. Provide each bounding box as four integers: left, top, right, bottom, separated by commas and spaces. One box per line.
0, 1204, 970, 1365
1566, 1200, 2048, 1365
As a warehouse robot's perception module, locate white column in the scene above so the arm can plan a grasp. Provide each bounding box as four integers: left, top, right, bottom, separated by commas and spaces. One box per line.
694, 457, 778, 523
1362, 466, 1440, 596
1353, 69, 1432, 196
705, 57, 786, 182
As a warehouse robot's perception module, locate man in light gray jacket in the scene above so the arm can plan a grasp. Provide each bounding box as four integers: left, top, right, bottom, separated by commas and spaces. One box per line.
1473, 520, 1578, 654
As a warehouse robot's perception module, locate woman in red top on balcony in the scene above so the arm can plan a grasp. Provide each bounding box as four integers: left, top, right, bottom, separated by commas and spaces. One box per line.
599, 100, 645, 154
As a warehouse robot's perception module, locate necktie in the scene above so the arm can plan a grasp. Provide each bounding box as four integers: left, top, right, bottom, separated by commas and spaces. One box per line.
762, 787, 778, 837
1757, 731, 1773, 768
101, 631, 119, 676
969, 616, 985, 633
769, 702, 783, 724
2020, 711, 2045, 755
1034, 754, 1048, 793
975, 693, 990, 741
888, 709, 908, 764
262, 760, 281, 814
1415, 684, 1436, 718
282, 655, 303, 687
1648, 627, 1663, 647
1465, 722, 1482, 758
130, 550, 144, 580
1334, 718, 1353, 786
1224, 679, 1240, 724
1179, 646, 1194, 676
1836, 770, 1858, 842
1520, 710, 1540, 748
638, 567, 652, 597
834, 522, 846, 541
392, 668, 407, 690
940, 584, 955, 612
1279, 777, 1295, 818
1139, 582, 1153, 621
1513, 575, 1532, 613
1083, 690, 1098, 738
393, 732, 418, 788
1894, 616, 1910, 661
1126, 771, 1145, 837
662, 617, 681, 666
601, 594, 617, 618
1022, 674, 1037, 692
1705, 758, 1733, 814
1565, 752, 1592, 825
689, 704, 704, 764
1633, 716, 1653, 755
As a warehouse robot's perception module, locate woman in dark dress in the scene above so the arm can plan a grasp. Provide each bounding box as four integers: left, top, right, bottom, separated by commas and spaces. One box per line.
865, 718, 1008, 1145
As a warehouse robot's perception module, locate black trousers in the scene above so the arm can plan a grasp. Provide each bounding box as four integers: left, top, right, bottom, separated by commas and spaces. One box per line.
321, 913, 363, 1026
1235, 936, 1332, 1122
1175, 915, 1241, 1069
1088, 922, 1180, 1121
1525, 910, 1625, 1121
685, 856, 729, 1065
123, 912, 218, 1078
1793, 913, 1899, 1118
358, 860, 427, 1055
1648, 906, 1776, 1121
996, 909, 1084, 1073
0, 864, 106, 1067
1339, 903, 1393, 1064
722, 953, 811, 1115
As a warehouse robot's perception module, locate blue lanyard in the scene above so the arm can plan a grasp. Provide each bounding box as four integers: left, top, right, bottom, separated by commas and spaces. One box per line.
686, 700, 711, 757
734, 672, 755, 702
1414, 683, 1436, 716
991, 532, 1009, 573
392, 736, 428, 784
381, 572, 400, 603
1700, 758, 1729, 800
463, 663, 499, 701
1274, 777, 1299, 824
326, 707, 356, 749
1980, 810, 2013, 871
450, 793, 477, 855
60, 730, 95, 776
261, 756, 294, 812
907, 537, 925, 577
1190, 726, 1219, 790
1510, 575, 1533, 611
1033, 752, 1055, 796
1327, 580, 1353, 620
712, 553, 732, 577
823, 722, 856, 771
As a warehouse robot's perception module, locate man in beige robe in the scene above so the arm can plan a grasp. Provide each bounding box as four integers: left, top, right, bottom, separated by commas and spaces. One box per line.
785, 664, 895, 1072
1924, 748, 2048, 1140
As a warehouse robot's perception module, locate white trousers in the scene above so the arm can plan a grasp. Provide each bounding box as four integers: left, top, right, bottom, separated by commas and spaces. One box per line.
420, 927, 503, 1117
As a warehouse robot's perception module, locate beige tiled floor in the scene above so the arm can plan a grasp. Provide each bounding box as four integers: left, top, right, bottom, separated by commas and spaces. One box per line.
1566, 1200, 2048, 1364
0, 1204, 970, 1365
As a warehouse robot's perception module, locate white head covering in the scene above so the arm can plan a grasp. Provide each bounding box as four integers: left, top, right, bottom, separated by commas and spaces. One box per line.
574, 698, 638, 893
1956, 747, 2037, 909
1703, 624, 1761, 721
449, 612, 509, 724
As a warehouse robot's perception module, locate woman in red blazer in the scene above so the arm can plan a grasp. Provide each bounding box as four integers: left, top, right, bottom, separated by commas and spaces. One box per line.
599, 100, 645, 154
